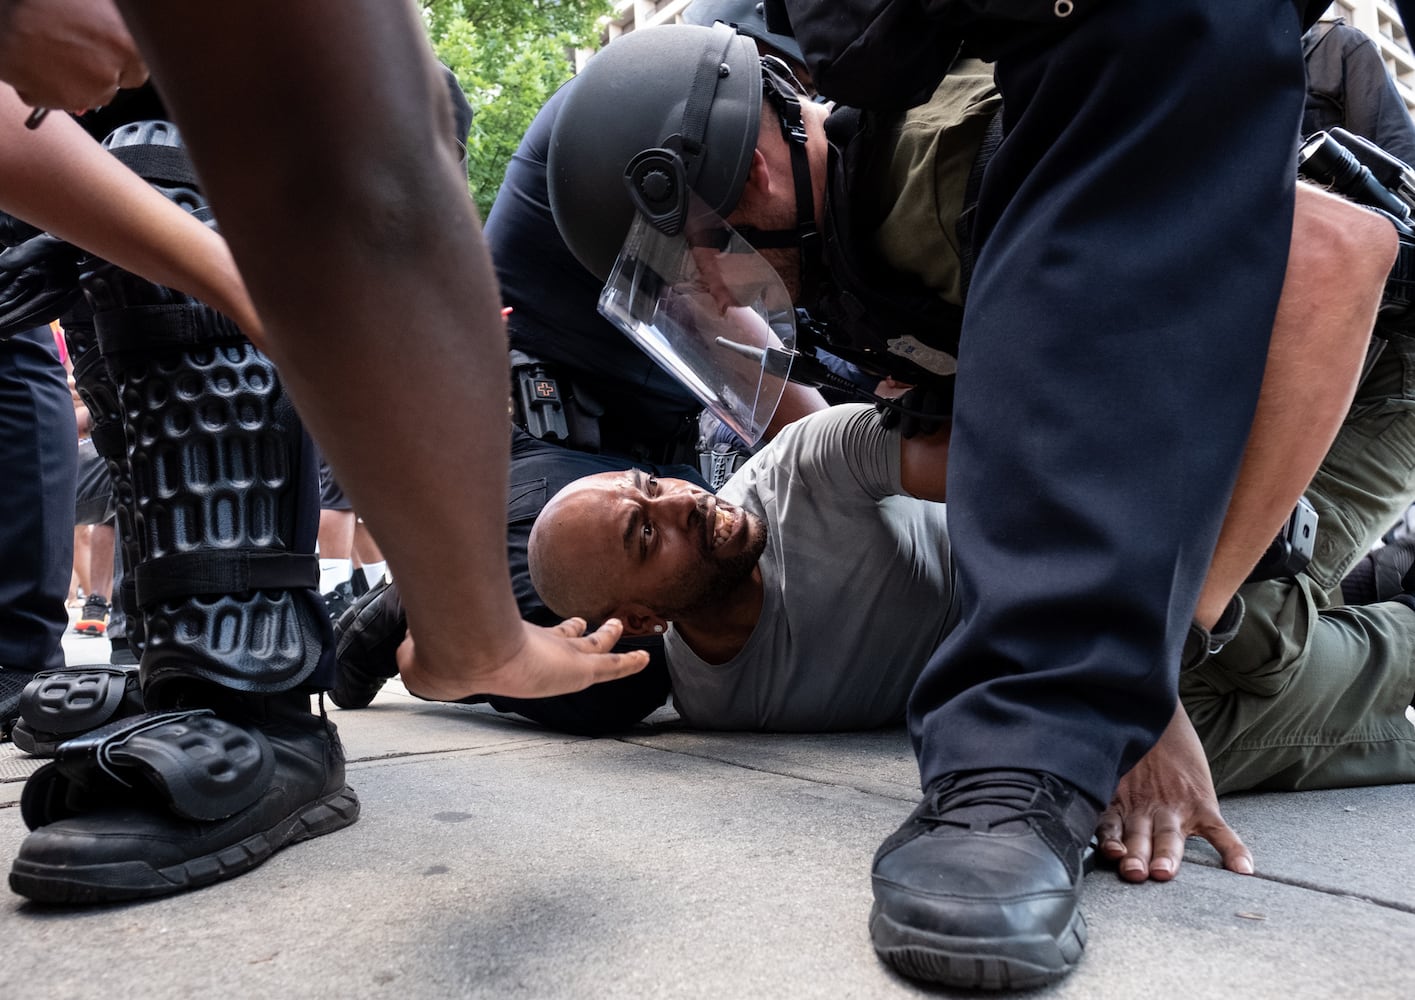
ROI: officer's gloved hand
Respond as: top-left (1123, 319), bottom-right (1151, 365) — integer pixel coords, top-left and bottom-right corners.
top-left (0, 210), bottom-right (42, 249)
top-left (876, 383), bottom-right (953, 439)
top-left (0, 232), bottom-right (80, 337)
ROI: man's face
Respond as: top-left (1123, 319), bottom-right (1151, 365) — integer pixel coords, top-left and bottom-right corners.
top-left (550, 469), bottom-right (768, 621)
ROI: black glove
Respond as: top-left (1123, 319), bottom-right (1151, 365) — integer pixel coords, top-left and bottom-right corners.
top-left (0, 232), bottom-right (81, 338)
top-left (0, 209), bottom-right (42, 249)
top-left (876, 382), bottom-right (954, 439)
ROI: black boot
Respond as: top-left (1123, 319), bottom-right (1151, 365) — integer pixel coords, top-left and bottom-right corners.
top-left (10, 691), bottom-right (357, 903)
top-left (330, 579), bottom-right (406, 709)
top-left (870, 769), bottom-right (1097, 990)
top-left (10, 665), bottom-right (143, 757)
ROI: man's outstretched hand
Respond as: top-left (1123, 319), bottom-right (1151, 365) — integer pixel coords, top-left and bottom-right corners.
top-left (396, 616), bottom-right (649, 702)
top-left (1097, 702), bottom-right (1254, 882)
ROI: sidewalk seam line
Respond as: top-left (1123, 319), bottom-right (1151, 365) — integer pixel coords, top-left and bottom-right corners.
top-left (613, 736), bottom-right (919, 802)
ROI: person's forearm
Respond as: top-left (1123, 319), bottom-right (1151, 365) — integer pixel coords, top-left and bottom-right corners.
top-left (0, 84), bottom-right (262, 338)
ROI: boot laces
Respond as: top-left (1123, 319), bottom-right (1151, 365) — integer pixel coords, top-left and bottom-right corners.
top-left (919, 771), bottom-right (1056, 833)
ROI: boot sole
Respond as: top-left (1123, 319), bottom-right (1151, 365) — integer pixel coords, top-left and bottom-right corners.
top-left (8, 785), bottom-right (360, 905)
top-left (869, 902), bottom-right (1086, 990)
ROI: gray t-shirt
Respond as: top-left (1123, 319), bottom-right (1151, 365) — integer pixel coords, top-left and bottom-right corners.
top-left (665, 404), bottom-right (957, 730)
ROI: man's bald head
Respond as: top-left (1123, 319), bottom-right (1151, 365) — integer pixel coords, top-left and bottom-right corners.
top-left (528, 468), bottom-right (768, 633)
top-left (528, 477), bottom-right (622, 622)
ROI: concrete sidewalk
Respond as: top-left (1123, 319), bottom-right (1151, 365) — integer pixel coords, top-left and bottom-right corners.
top-left (1, 626), bottom-right (1412, 999)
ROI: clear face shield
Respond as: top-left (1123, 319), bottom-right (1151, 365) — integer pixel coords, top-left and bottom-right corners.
top-left (598, 190), bottom-right (796, 446)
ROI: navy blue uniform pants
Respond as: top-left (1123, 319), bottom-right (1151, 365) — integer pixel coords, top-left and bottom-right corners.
top-left (0, 326), bottom-right (77, 672)
top-left (909, 0), bottom-right (1308, 805)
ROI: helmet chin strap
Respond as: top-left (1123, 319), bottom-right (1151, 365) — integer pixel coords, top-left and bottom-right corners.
top-left (735, 59), bottom-right (821, 296)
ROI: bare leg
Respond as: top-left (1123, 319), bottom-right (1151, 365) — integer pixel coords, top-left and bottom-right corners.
top-left (352, 519), bottom-right (383, 567)
top-left (115, 0), bottom-right (645, 698)
top-left (70, 525), bottom-right (90, 604)
top-left (317, 510), bottom-right (355, 563)
top-left (87, 522), bottom-right (114, 602)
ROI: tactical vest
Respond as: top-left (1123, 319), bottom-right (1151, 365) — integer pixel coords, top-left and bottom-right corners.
top-left (803, 104), bottom-right (977, 393)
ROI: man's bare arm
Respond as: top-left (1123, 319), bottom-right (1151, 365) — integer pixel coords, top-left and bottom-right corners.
top-left (899, 422), bottom-right (951, 502)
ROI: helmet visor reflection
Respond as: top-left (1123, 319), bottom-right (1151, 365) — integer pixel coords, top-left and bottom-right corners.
top-left (598, 194), bottom-right (795, 445)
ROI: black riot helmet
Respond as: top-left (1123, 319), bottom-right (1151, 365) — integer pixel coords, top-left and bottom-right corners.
top-left (681, 0), bottom-right (805, 67)
top-left (548, 24), bottom-right (763, 282)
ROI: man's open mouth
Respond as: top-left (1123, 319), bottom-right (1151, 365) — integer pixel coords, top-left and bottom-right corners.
top-left (710, 499), bottom-right (739, 549)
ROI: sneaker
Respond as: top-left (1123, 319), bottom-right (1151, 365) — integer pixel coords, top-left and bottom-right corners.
top-left (321, 580), bottom-right (356, 621)
top-left (109, 635), bottom-right (139, 666)
top-left (75, 594), bottom-right (110, 637)
top-left (870, 769), bottom-right (1097, 990)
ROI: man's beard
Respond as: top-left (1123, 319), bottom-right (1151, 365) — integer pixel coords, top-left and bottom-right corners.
top-left (657, 510), bottom-right (769, 620)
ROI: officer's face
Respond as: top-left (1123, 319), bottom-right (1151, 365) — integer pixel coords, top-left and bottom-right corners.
top-left (551, 469), bottom-right (767, 621)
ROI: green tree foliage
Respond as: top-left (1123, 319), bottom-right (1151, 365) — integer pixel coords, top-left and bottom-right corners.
top-left (421, 0), bottom-right (612, 217)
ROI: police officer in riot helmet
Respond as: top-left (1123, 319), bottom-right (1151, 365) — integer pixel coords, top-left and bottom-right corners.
top-left (549, 24), bottom-right (955, 416)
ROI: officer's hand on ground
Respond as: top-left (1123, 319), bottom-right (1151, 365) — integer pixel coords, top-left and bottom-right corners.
top-left (1096, 702), bottom-right (1253, 882)
top-left (396, 617), bottom-right (649, 702)
top-left (0, 0), bottom-right (147, 112)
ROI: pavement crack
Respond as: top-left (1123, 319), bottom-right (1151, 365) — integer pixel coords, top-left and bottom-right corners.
top-left (613, 736), bottom-right (917, 801)
top-left (347, 737), bottom-right (590, 766)
top-left (1179, 854), bottom-right (1415, 914)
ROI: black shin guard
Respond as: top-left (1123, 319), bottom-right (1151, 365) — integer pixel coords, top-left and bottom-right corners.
top-left (93, 293), bottom-right (334, 704)
top-left (9, 290), bottom-right (356, 905)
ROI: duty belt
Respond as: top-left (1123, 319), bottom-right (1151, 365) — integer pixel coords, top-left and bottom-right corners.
top-left (508, 350), bottom-right (698, 466)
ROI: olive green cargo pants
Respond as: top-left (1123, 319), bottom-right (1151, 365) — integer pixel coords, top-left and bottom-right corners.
top-left (1184, 330), bottom-right (1415, 794)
